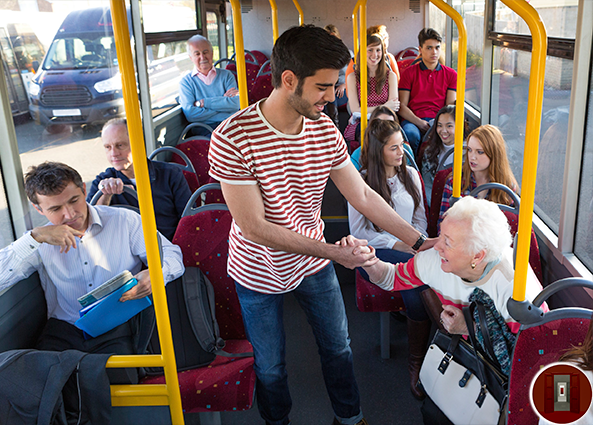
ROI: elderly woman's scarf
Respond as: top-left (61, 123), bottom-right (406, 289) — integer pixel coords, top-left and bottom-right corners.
top-left (468, 287), bottom-right (516, 376)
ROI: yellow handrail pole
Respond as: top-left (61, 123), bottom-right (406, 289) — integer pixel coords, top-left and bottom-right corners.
top-left (501, 0), bottom-right (547, 302)
top-left (428, 0), bottom-right (467, 200)
top-left (355, 0), bottom-right (368, 141)
top-left (269, 0), bottom-right (279, 43)
top-left (352, 9), bottom-right (359, 59)
top-left (292, 0), bottom-right (304, 26)
top-left (229, 0), bottom-right (249, 108)
top-left (109, 1), bottom-right (184, 424)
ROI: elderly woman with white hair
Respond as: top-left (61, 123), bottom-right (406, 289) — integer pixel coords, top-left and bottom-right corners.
top-left (360, 196), bottom-right (545, 334)
top-left (341, 196), bottom-right (547, 397)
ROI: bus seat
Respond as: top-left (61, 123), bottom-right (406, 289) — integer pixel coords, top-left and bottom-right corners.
top-left (0, 272), bottom-right (47, 353)
top-left (173, 127), bottom-right (212, 190)
top-left (175, 204), bottom-right (244, 340)
top-left (507, 278), bottom-right (593, 425)
top-left (149, 146), bottom-right (199, 193)
top-left (427, 168), bottom-right (452, 237)
top-left (355, 270), bottom-right (406, 359)
top-left (250, 60), bottom-right (272, 104)
top-left (249, 50), bottom-right (268, 67)
top-left (353, 168), bottom-right (428, 359)
top-left (140, 205), bottom-right (255, 416)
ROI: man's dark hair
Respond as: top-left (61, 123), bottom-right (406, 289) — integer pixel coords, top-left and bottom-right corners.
top-left (271, 25), bottom-right (351, 90)
top-left (418, 28), bottom-right (442, 47)
top-left (25, 162), bottom-right (84, 205)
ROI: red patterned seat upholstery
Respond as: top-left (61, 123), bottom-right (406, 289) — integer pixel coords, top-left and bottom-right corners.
top-left (507, 317), bottom-right (589, 425)
top-left (250, 60), bottom-right (273, 104)
top-left (141, 340), bottom-right (255, 413)
top-left (174, 209), bottom-right (245, 339)
top-left (140, 208), bottom-right (255, 414)
top-left (173, 137), bottom-right (210, 188)
top-left (355, 270), bottom-right (406, 313)
top-left (428, 168), bottom-right (452, 237)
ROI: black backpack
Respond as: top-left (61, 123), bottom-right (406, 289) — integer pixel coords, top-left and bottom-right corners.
top-left (146, 267), bottom-right (251, 374)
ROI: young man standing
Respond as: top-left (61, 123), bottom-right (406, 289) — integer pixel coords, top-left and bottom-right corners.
top-left (398, 28), bottom-right (457, 154)
top-left (209, 26), bottom-right (433, 425)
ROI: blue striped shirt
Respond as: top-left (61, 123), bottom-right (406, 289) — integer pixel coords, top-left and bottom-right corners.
top-left (0, 204), bottom-right (184, 324)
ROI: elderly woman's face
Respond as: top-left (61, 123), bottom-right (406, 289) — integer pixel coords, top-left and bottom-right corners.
top-left (434, 217), bottom-right (476, 277)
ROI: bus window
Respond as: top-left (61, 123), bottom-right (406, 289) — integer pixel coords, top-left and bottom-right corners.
top-left (451, 0), bottom-right (485, 112)
top-left (207, 11), bottom-right (221, 62)
top-left (494, 0), bottom-right (578, 39)
top-left (491, 46), bottom-right (573, 234)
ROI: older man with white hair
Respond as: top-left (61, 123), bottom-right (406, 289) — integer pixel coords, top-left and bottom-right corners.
top-left (179, 35), bottom-right (240, 130)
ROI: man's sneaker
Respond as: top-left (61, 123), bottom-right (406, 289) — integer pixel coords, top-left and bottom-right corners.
top-left (332, 418), bottom-right (369, 425)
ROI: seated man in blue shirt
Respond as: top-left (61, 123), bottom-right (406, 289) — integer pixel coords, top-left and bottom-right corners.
top-left (179, 35), bottom-right (240, 130)
top-left (86, 118), bottom-right (192, 241)
top-left (0, 161), bottom-right (184, 374)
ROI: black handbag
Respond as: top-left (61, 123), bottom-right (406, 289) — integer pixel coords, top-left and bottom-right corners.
top-left (418, 302), bottom-right (508, 425)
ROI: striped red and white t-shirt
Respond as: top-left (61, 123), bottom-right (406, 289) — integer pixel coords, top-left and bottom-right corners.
top-left (208, 101), bottom-right (350, 293)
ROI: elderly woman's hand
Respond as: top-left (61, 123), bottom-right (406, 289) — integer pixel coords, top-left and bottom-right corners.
top-left (440, 305), bottom-right (469, 335)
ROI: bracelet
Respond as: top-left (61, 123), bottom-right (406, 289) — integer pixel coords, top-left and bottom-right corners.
top-left (411, 234), bottom-right (427, 251)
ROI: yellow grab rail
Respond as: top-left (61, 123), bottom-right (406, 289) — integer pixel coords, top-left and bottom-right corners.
top-left (269, 0), bottom-right (279, 43)
top-left (352, 9), bottom-right (359, 59)
top-left (229, 0), bottom-right (249, 108)
top-left (352, 0), bottom-right (368, 143)
top-left (292, 0), bottom-right (304, 25)
top-left (109, 1), bottom-right (184, 423)
top-left (428, 0), bottom-right (467, 200)
top-left (501, 0), bottom-right (547, 302)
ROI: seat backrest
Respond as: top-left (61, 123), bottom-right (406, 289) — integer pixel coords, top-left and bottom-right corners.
top-left (508, 317), bottom-right (590, 425)
top-left (427, 168), bottom-right (452, 237)
top-left (173, 208), bottom-right (246, 340)
top-left (0, 272), bottom-right (47, 353)
top-left (249, 50), bottom-right (268, 67)
top-left (173, 138), bottom-right (211, 190)
top-left (149, 146), bottom-right (200, 193)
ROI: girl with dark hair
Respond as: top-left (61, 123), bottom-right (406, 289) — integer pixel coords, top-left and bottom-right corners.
top-left (348, 119), bottom-right (430, 400)
top-left (420, 105), bottom-right (458, 206)
top-left (344, 35), bottom-right (399, 150)
top-left (438, 124), bottom-right (519, 227)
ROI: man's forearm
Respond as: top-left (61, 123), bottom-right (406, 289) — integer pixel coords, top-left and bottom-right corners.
top-left (398, 104), bottom-right (422, 126)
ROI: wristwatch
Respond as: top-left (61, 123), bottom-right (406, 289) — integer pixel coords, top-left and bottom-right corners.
top-left (412, 234), bottom-right (427, 251)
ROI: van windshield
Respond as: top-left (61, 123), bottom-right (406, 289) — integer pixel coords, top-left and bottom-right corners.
top-left (43, 35), bottom-right (117, 70)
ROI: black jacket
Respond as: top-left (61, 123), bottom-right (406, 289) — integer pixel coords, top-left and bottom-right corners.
top-left (86, 159), bottom-right (191, 241)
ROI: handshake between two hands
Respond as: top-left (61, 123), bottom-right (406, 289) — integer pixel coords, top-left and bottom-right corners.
top-left (334, 235), bottom-right (380, 269)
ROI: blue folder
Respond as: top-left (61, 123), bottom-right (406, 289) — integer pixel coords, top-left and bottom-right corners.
top-left (74, 278), bottom-right (152, 338)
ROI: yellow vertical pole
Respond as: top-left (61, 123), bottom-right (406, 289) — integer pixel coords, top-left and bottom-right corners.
top-left (229, 0), bottom-right (249, 109)
top-left (269, 0), bottom-right (279, 43)
top-left (358, 1), bottom-right (368, 142)
top-left (108, 1), bottom-right (184, 423)
top-left (292, 0), bottom-right (304, 25)
top-left (352, 9), bottom-right (359, 59)
top-left (428, 0), bottom-right (467, 200)
top-left (500, 0), bottom-right (547, 302)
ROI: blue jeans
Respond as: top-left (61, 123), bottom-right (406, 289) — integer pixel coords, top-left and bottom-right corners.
top-left (357, 249), bottom-right (429, 321)
top-left (401, 118), bottom-right (432, 155)
top-left (235, 263), bottom-right (363, 425)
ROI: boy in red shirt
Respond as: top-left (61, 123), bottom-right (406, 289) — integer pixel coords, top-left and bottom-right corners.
top-left (398, 28), bottom-right (457, 154)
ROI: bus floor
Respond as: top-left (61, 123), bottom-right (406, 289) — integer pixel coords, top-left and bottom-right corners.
top-left (215, 263), bottom-right (424, 425)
